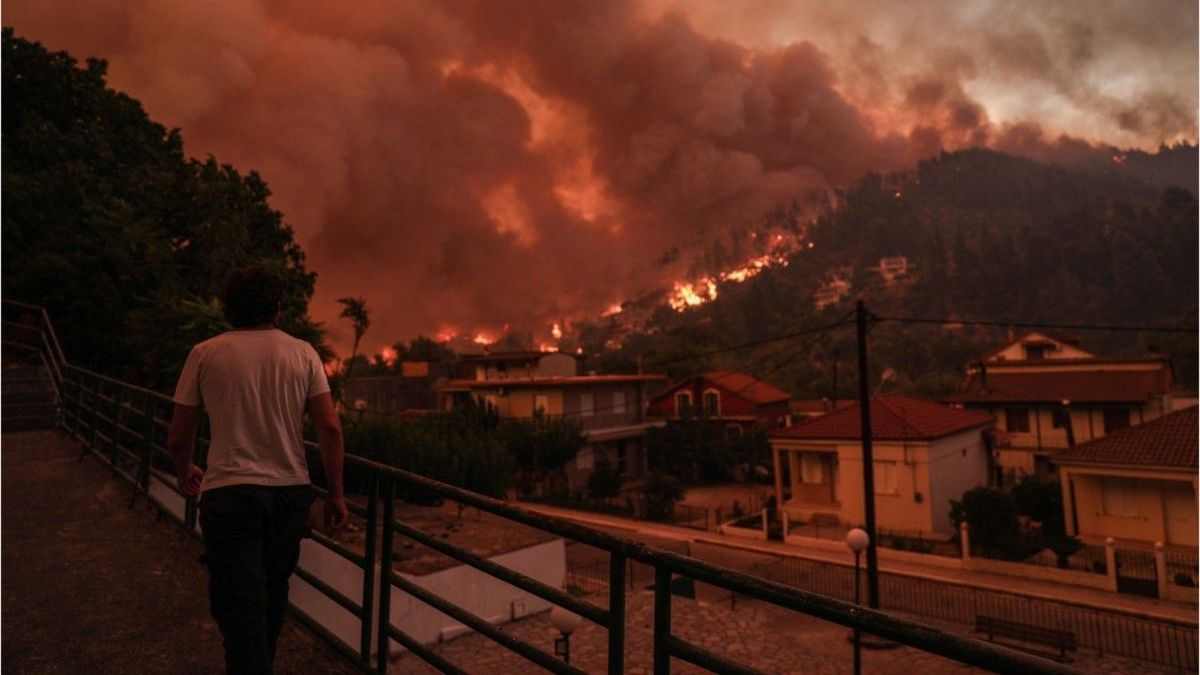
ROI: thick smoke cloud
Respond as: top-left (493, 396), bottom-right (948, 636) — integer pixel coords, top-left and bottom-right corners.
top-left (6, 1), bottom-right (1196, 353)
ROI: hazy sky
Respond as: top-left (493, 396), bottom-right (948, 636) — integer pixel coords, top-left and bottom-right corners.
top-left (7, 1), bottom-right (1197, 354)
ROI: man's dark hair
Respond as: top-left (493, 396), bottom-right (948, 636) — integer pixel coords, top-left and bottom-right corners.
top-left (223, 265), bottom-right (285, 328)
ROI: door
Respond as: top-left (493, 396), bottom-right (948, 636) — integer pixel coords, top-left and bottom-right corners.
top-left (1163, 482), bottom-right (1198, 547)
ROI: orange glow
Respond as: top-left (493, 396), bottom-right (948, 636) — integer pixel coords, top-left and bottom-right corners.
top-left (436, 327), bottom-right (457, 343)
top-left (378, 346), bottom-right (398, 367)
top-left (538, 342), bottom-right (558, 352)
top-left (323, 359), bottom-right (339, 377)
top-left (603, 303), bottom-right (623, 316)
top-left (473, 332), bottom-right (497, 346)
top-left (551, 322), bottom-right (563, 339)
top-left (483, 183), bottom-right (537, 246)
top-left (667, 234), bottom-right (811, 312)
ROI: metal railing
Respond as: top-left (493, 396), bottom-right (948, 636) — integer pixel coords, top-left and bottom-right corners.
top-left (4, 300), bottom-right (1085, 674)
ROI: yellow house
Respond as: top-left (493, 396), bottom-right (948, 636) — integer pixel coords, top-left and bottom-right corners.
top-left (1055, 405), bottom-right (1198, 548)
top-left (442, 374), bottom-right (668, 491)
top-left (768, 395), bottom-right (994, 537)
top-left (959, 331), bottom-right (1175, 484)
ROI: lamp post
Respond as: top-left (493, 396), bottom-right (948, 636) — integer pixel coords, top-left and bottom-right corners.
top-left (846, 527), bottom-right (870, 675)
top-left (550, 606), bottom-right (583, 665)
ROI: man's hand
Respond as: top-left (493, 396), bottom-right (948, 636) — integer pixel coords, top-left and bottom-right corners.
top-left (177, 464), bottom-right (204, 498)
top-left (324, 495), bottom-right (350, 533)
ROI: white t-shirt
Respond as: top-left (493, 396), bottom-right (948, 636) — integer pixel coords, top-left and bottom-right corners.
top-left (173, 329), bottom-right (330, 492)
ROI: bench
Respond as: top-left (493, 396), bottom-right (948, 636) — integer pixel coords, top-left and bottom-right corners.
top-left (975, 615), bottom-right (1077, 662)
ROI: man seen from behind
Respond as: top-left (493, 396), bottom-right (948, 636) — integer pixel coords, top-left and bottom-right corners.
top-left (169, 265), bottom-right (349, 675)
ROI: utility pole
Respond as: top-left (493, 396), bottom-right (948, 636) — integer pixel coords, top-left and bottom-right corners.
top-left (855, 300), bottom-right (880, 609)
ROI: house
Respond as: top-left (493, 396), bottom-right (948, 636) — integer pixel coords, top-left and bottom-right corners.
top-left (342, 361), bottom-right (449, 415)
top-left (646, 372), bottom-right (791, 434)
top-left (1054, 405), bottom-right (1197, 548)
top-left (442, 373), bottom-right (667, 492)
top-left (957, 331), bottom-right (1175, 485)
top-left (768, 395), bottom-right (994, 537)
top-left (456, 350), bottom-right (581, 381)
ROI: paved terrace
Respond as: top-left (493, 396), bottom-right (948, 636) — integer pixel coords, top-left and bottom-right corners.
top-left (1, 430), bottom-right (358, 675)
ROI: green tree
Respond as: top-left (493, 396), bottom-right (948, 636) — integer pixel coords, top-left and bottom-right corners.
top-left (2, 29), bottom-right (327, 387)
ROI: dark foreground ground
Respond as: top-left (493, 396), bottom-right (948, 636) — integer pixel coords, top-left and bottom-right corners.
top-left (1, 430), bottom-right (360, 675)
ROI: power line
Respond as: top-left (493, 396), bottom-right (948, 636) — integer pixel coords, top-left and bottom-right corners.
top-left (637, 310), bottom-right (856, 371)
top-left (873, 314), bottom-right (1198, 334)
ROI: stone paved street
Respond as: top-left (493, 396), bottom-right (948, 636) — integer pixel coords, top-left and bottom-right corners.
top-left (393, 590), bottom-right (1181, 674)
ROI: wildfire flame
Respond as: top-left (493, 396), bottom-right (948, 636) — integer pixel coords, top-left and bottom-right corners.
top-left (551, 322), bottom-right (563, 339)
top-left (667, 233), bottom-right (805, 312)
top-left (379, 346), bottom-right (398, 367)
top-left (436, 327), bottom-right (457, 342)
top-left (538, 342), bottom-right (558, 352)
top-left (473, 332), bottom-right (496, 346)
top-left (603, 303), bottom-right (623, 316)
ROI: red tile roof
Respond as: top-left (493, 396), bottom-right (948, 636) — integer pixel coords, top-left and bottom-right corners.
top-left (770, 394), bottom-right (994, 441)
top-left (1053, 406), bottom-right (1198, 468)
top-left (444, 374), bottom-right (666, 389)
top-left (789, 399), bottom-right (855, 415)
top-left (959, 363), bottom-right (1172, 404)
top-left (701, 372), bottom-right (791, 404)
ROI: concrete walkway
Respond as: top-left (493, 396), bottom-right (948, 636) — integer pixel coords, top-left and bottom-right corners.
top-left (522, 503), bottom-right (1199, 625)
top-left (1, 430), bottom-right (360, 675)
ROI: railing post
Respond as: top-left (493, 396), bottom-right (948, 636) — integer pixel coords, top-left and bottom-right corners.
top-left (110, 386), bottom-right (124, 476)
top-left (608, 552), bottom-right (626, 675)
top-left (376, 479), bottom-right (395, 674)
top-left (89, 377), bottom-right (101, 454)
top-left (653, 567), bottom-right (671, 675)
top-left (132, 394), bottom-right (155, 508)
top-left (960, 522), bottom-right (971, 563)
top-left (360, 475), bottom-right (379, 669)
top-left (1104, 537), bottom-right (1118, 592)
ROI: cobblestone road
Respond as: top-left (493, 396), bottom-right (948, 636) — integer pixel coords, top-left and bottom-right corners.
top-left (394, 590), bottom-right (1179, 674)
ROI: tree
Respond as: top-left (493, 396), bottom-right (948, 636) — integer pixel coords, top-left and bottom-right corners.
top-left (2, 29), bottom-right (327, 387)
top-left (500, 413), bottom-right (584, 496)
top-left (642, 473), bottom-right (686, 521)
top-left (337, 297), bottom-right (371, 397)
top-left (949, 486), bottom-right (1020, 557)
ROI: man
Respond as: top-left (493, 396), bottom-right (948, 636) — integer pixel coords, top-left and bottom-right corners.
top-left (169, 265), bottom-right (349, 675)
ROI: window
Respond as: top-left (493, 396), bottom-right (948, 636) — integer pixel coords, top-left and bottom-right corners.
top-left (873, 460), bottom-right (898, 495)
top-left (1103, 408), bottom-right (1130, 434)
top-left (1101, 477), bottom-right (1142, 518)
top-left (612, 390), bottom-right (626, 414)
top-left (616, 442), bottom-right (628, 474)
top-left (533, 395), bottom-right (548, 415)
top-left (580, 393), bottom-right (595, 417)
top-left (702, 389), bottom-right (720, 416)
top-left (1024, 344), bottom-right (1048, 360)
top-left (675, 392), bottom-right (692, 417)
top-left (483, 394), bottom-right (498, 411)
top-left (1051, 408), bottom-right (1070, 429)
top-left (800, 454), bottom-right (826, 484)
top-left (1005, 407), bottom-right (1030, 433)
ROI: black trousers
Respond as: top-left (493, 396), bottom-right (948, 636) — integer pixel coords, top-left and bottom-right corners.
top-left (199, 484), bottom-right (315, 675)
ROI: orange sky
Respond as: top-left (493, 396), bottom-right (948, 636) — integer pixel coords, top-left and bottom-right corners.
top-left (6, 1), bottom-right (1197, 355)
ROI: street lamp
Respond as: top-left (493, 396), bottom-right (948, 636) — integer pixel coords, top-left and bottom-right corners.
top-left (550, 605), bottom-right (583, 665)
top-left (846, 527), bottom-right (870, 675)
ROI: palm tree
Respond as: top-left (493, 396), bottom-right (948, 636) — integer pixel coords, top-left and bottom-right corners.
top-left (337, 297), bottom-right (370, 403)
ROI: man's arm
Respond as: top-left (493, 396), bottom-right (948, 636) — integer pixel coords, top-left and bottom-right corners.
top-left (168, 404), bottom-right (205, 498)
top-left (308, 392), bottom-right (349, 531)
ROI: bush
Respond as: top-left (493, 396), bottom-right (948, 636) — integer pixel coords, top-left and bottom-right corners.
top-left (588, 458), bottom-right (623, 499)
top-left (642, 473), bottom-right (686, 521)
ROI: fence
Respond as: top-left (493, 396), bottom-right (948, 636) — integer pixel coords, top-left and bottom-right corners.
top-left (721, 554), bottom-right (1197, 671)
top-left (3, 299), bottom-right (1085, 675)
top-left (1165, 549), bottom-right (1199, 589)
top-left (970, 536), bottom-right (1108, 575)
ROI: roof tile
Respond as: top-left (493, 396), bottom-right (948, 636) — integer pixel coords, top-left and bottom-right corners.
top-left (771, 394), bottom-right (993, 441)
top-left (1053, 406), bottom-right (1198, 468)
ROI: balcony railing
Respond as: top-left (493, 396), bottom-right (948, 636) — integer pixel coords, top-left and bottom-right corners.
top-left (1, 300), bottom-right (1083, 674)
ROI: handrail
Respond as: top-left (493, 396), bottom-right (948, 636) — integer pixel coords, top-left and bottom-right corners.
top-left (14, 299), bottom-right (1089, 675)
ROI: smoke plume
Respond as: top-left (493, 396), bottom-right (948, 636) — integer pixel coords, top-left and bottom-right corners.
top-left (6, 0), bottom-right (1196, 353)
